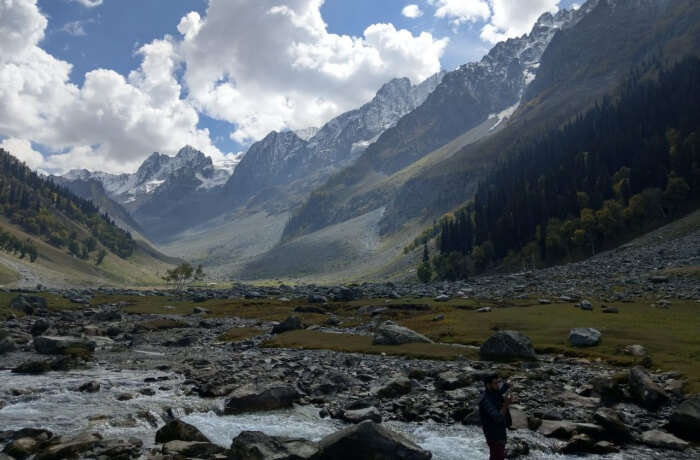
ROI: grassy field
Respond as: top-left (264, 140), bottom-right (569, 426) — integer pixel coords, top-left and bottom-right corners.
top-left (0, 263), bottom-right (20, 285)
top-left (2, 291), bottom-right (698, 392)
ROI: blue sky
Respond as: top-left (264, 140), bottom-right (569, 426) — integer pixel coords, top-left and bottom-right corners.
top-left (1, 0), bottom-right (580, 173)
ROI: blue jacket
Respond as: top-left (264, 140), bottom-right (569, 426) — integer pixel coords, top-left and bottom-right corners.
top-left (478, 383), bottom-right (511, 441)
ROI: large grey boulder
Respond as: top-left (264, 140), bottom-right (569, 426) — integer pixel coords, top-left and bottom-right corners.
top-left (640, 430), bottom-right (688, 451)
top-left (629, 367), bottom-right (668, 410)
top-left (231, 431), bottom-right (319, 459)
top-left (225, 384), bottom-right (301, 414)
top-left (593, 408), bottom-right (630, 441)
top-left (669, 396), bottom-right (700, 441)
top-left (313, 421), bottom-right (432, 459)
top-left (372, 321), bottom-right (433, 346)
top-left (161, 440), bottom-right (227, 457)
top-left (155, 419), bottom-right (210, 444)
top-left (342, 406), bottom-right (382, 424)
top-left (373, 376), bottom-right (412, 398)
top-left (34, 336), bottom-right (95, 356)
top-left (568, 328), bottom-right (601, 347)
top-left (0, 337), bottom-right (16, 354)
top-left (479, 331), bottom-right (536, 361)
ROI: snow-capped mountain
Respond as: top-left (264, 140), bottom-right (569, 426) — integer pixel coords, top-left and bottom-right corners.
top-left (62, 145), bottom-right (231, 209)
top-left (225, 71), bottom-right (445, 201)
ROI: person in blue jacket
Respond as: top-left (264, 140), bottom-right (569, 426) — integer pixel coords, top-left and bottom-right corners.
top-left (478, 373), bottom-right (512, 460)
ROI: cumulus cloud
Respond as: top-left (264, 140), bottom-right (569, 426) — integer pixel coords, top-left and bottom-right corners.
top-left (60, 20), bottom-right (88, 36)
top-left (402, 4), bottom-right (423, 18)
top-left (178, 0), bottom-right (448, 143)
top-left (0, 138), bottom-right (44, 169)
top-left (0, 0), bottom-right (224, 173)
top-left (428, 0), bottom-right (560, 44)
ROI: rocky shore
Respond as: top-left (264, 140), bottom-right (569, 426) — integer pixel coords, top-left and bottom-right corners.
top-left (1, 283), bottom-right (699, 459)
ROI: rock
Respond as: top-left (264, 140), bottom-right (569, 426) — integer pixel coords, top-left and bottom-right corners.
top-left (624, 344), bottom-right (647, 357)
top-left (225, 384), bottom-right (301, 414)
top-left (479, 330), bottom-right (536, 361)
top-left (593, 408), bottom-right (630, 441)
top-left (579, 300), bottom-right (593, 310)
top-left (155, 419), bottom-right (210, 444)
top-left (568, 328), bottom-right (601, 347)
top-left (230, 431), bottom-right (319, 460)
top-left (640, 430), bottom-right (688, 450)
top-left (561, 433), bottom-right (597, 454)
top-left (373, 376), bottom-right (412, 398)
top-left (78, 381), bottom-right (100, 393)
top-left (93, 310), bottom-right (122, 321)
top-left (434, 294), bottom-right (450, 302)
top-left (649, 275), bottom-right (670, 284)
top-left (4, 437), bottom-right (40, 459)
top-left (192, 306), bottom-right (209, 314)
top-left (602, 306), bottom-right (619, 314)
top-left (0, 337), bottom-right (16, 354)
top-left (372, 321), bottom-right (433, 346)
top-left (307, 295), bottom-right (327, 304)
top-left (432, 314), bottom-right (445, 322)
top-left (30, 319), bottom-right (51, 336)
top-left (314, 420), bottom-right (431, 460)
top-left (271, 316), bottom-right (303, 334)
top-left (508, 408), bottom-right (530, 430)
top-left (33, 336), bottom-right (95, 356)
top-left (538, 299), bottom-right (551, 304)
top-left (342, 406), bottom-right (382, 424)
top-left (10, 295), bottom-right (46, 314)
top-left (294, 305), bottom-right (327, 314)
top-left (629, 366), bottom-right (668, 410)
top-left (537, 420), bottom-right (577, 439)
top-left (12, 360), bottom-right (51, 374)
top-left (669, 396), bottom-right (700, 441)
top-left (436, 371), bottom-right (472, 390)
top-left (592, 373), bottom-right (626, 406)
top-left (161, 440), bottom-right (227, 457)
top-left (505, 438), bottom-right (529, 458)
top-left (476, 307), bottom-right (491, 313)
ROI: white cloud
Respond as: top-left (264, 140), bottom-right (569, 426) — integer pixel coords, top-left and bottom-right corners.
top-left (61, 20), bottom-right (88, 36)
top-left (428, 0), bottom-right (491, 25)
top-left (71, 0), bottom-right (103, 7)
top-left (0, 0), bottom-right (224, 174)
top-left (402, 4), bottom-right (423, 19)
top-left (178, 0), bottom-right (448, 143)
top-left (0, 138), bottom-right (44, 169)
top-left (480, 0), bottom-right (559, 43)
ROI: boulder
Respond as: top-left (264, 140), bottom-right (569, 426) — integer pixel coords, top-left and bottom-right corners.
top-left (314, 421), bottom-right (431, 460)
top-left (342, 407), bottom-right (382, 424)
top-left (629, 367), bottom-right (668, 410)
top-left (10, 295), bottom-right (46, 314)
top-left (372, 321), bottom-right (433, 346)
top-left (669, 396), bottom-right (700, 441)
top-left (0, 337), bottom-right (16, 354)
top-left (479, 331), bottom-right (536, 361)
top-left (230, 431), bottom-right (318, 460)
top-left (593, 408), bottom-right (630, 441)
top-left (33, 336), bottom-right (95, 356)
top-left (640, 430), bottom-right (688, 451)
top-left (77, 381), bottom-right (101, 393)
top-left (12, 360), bottom-right (51, 374)
top-left (373, 376), bottom-right (412, 398)
top-left (307, 295), bottom-right (327, 304)
top-left (434, 295), bottom-right (450, 302)
top-left (4, 437), bottom-right (40, 459)
top-left (155, 419), bottom-right (210, 444)
top-left (602, 306), bottom-right (619, 314)
top-left (436, 371), bottom-right (472, 390)
top-left (537, 420), bottom-right (577, 440)
top-left (271, 317), bottom-right (303, 334)
top-left (568, 328), bottom-right (601, 347)
top-left (579, 300), bottom-right (593, 311)
top-left (30, 319), bottom-right (51, 337)
top-left (476, 307), bottom-right (491, 313)
top-left (225, 384), bottom-right (301, 414)
top-left (161, 440), bottom-right (227, 457)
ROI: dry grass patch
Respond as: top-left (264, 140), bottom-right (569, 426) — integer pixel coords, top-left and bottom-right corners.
top-left (264, 329), bottom-right (478, 361)
top-left (217, 327), bottom-right (266, 342)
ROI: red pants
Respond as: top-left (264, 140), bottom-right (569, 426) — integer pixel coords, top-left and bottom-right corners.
top-left (487, 440), bottom-right (505, 460)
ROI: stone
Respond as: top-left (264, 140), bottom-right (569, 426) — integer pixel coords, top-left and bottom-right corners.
top-left (436, 371), bottom-right (472, 390)
top-left (538, 299), bottom-right (551, 304)
top-left (505, 438), bottom-right (529, 458)
top-left (561, 434), bottom-right (596, 454)
top-left (12, 360), bottom-right (51, 374)
top-left (568, 328), bottom-right (601, 347)
top-left (0, 337), bottom-right (16, 354)
top-left (432, 314), bottom-right (445, 322)
top-left (669, 396), bottom-right (700, 441)
top-left (649, 275), bottom-right (670, 284)
top-left (593, 408), bottom-right (630, 441)
top-left (230, 431), bottom-right (319, 460)
top-left (602, 306), bottom-right (619, 314)
top-left (155, 419), bottom-right (210, 444)
top-left (640, 430), bottom-right (689, 450)
top-left (624, 344), bottom-right (647, 357)
top-left (271, 316), bottom-right (303, 334)
top-left (314, 420), bottom-right (431, 460)
top-left (479, 330), bottom-right (536, 361)
top-left (4, 437), bottom-right (39, 459)
top-left (476, 307), bottom-right (491, 313)
top-left (161, 440), bottom-right (227, 457)
top-left (342, 406), bottom-right (382, 424)
top-left (33, 336), bottom-right (95, 356)
top-left (434, 294), bottom-right (449, 302)
top-left (372, 321), bottom-right (433, 346)
top-left (579, 300), bottom-right (593, 311)
top-left (192, 306), bottom-right (209, 314)
top-left (30, 319), bottom-right (51, 336)
top-left (225, 384), bottom-right (301, 414)
top-left (10, 295), bottom-right (46, 314)
top-left (307, 295), bottom-right (327, 304)
top-left (537, 420), bottom-right (577, 439)
top-left (373, 376), bottom-right (412, 398)
top-left (294, 306), bottom-right (327, 314)
top-left (78, 381), bottom-right (100, 393)
top-left (629, 366), bottom-right (668, 410)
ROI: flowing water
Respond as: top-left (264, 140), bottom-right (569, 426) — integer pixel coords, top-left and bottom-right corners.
top-left (0, 367), bottom-right (680, 459)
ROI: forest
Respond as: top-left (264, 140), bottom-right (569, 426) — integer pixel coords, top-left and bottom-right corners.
top-left (421, 57), bottom-right (700, 281)
top-left (0, 149), bottom-right (135, 263)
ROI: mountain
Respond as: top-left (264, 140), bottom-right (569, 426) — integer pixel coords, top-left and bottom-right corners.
top-left (223, 72), bottom-right (445, 205)
top-left (0, 148), bottom-right (176, 287)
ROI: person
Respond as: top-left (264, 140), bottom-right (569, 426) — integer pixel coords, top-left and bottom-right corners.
top-left (478, 373), bottom-right (512, 460)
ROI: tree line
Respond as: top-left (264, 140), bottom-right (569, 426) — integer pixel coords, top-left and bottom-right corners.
top-left (0, 149), bottom-right (136, 263)
top-left (418, 56), bottom-right (700, 281)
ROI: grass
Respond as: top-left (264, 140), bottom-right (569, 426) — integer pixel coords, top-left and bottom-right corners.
top-left (264, 330), bottom-right (477, 361)
top-left (0, 263), bottom-right (20, 285)
top-left (217, 327), bottom-right (265, 342)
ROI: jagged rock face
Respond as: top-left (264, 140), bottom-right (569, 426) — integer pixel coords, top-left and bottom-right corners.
top-left (224, 72), bottom-right (445, 203)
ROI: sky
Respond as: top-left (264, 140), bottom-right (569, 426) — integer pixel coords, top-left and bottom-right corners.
top-left (0, 0), bottom-right (580, 174)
